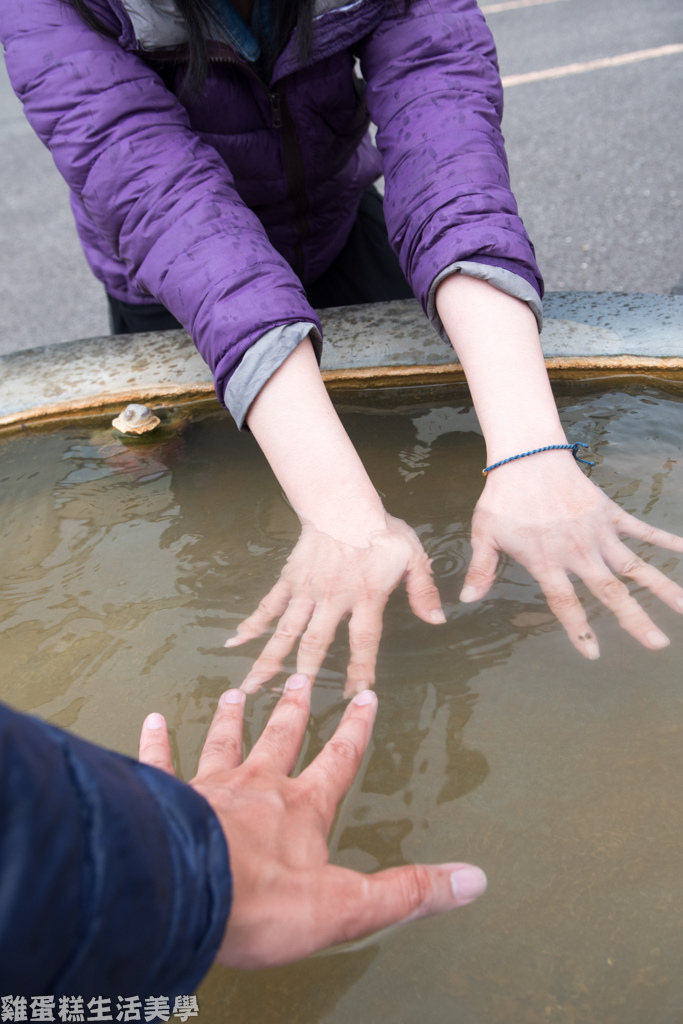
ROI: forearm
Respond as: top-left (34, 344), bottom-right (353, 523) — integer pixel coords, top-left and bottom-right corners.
top-left (436, 275), bottom-right (567, 462)
top-left (245, 337), bottom-right (387, 545)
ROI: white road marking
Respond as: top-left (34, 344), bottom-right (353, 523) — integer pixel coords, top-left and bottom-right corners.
top-left (481, 0), bottom-right (569, 14)
top-left (502, 43), bottom-right (683, 87)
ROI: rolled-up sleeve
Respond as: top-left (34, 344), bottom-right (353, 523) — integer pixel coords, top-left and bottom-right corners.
top-left (225, 321), bottom-right (322, 428)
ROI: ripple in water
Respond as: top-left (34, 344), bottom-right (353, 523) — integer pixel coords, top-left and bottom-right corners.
top-left (1, 383), bottom-right (683, 1023)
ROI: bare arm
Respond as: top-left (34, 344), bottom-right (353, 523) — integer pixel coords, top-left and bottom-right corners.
top-left (245, 338), bottom-right (386, 544)
top-left (436, 274), bottom-right (683, 657)
top-left (436, 275), bottom-right (567, 461)
top-left (227, 338), bottom-right (445, 696)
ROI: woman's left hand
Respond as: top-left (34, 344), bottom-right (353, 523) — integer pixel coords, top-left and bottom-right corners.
top-left (459, 455), bottom-right (683, 658)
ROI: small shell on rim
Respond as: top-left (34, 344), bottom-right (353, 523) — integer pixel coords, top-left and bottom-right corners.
top-left (112, 403), bottom-right (161, 435)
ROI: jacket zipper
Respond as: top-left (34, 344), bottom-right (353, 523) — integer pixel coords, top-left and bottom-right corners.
top-left (151, 45), bottom-right (309, 280)
top-left (215, 56), bottom-right (309, 280)
top-left (217, 62), bottom-right (308, 280)
top-left (269, 91), bottom-right (282, 128)
top-left (272, 80), bottom-right (309, 281)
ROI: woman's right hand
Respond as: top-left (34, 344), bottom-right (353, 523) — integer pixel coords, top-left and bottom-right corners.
top-left (225, 514), bottom-right (445, 697)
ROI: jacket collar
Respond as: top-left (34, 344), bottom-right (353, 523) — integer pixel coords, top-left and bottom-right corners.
top-left (121, 0), bottom-right (366, 53)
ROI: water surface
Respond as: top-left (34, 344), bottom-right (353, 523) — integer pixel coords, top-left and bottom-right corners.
top-left (1, 382), bottom-right (683, 1023)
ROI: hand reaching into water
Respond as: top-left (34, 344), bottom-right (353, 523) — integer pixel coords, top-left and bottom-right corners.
top-left (434, 276), bottom-right (683, 660)
top-left (459, 455), bottom-right (683, 658)
top-left (234, 338), bottom-right (444, 695)
top-left (226, 515), bottom-right (445, 697)
top-left (139, 675), bottom-right (486, 968)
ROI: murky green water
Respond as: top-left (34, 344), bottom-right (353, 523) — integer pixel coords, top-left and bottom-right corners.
top-left (2, 382), bottom-right (683, 1023)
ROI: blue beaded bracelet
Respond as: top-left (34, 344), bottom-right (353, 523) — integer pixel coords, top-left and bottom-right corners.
top-left (482, 442), bottom-right (595, 476)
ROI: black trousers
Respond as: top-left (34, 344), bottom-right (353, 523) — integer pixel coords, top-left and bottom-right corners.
top-left (107, 185), bottom-right (413, 334)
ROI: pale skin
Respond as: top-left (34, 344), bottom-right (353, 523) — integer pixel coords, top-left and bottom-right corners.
top-left (227, 275), bottom-right (683, 690)
top-left (138, 674), bottom-right (487, 968)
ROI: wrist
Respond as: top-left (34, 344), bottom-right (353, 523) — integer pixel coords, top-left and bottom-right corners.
top-left (481, 446), bottom-right (591, 495)
top-left (435, 277), bottom-right (568, 461)
top-left (296, 496), bottom-right (388, 547)
top-left (483, 429), bottom-right (569, 468)
top-left (246, 337), bottom-right (388, 545)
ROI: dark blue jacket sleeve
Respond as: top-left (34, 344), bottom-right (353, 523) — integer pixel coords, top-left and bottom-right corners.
top-left (0, 703), bottom-right (232, 998)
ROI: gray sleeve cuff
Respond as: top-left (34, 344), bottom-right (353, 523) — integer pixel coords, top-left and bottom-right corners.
top-left (426, 261), bottom-right (544, 343)
top-left (224, 322), bottom-right (322, 429)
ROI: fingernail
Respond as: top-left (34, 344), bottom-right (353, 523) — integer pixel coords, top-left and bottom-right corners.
top-left (353, 689), bottom-right (376, 707)
top-left (584, 640), bottom-right (600, 660)
top-left (145, 713), bottom-right (165, 730)
top-left (676, 598), bottom-right (683, 613)
top-left (430, 608), bottom-right (447, 625)
top-left (224, 636), bottom-right (242, 648)
top-left (220, 689), bottom-right (244, 706)
top-left (646, 630), bottom-right (670, 649)
top-left (450, 866), bottom-right (488, 905)
top-left (285, 673), bottom-right (309, 691)
top-left (459, 585), bottom-right (477, 603)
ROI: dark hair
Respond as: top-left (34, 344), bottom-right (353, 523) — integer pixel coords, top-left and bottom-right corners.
top-left (67, 0), bottom-right (315, 92)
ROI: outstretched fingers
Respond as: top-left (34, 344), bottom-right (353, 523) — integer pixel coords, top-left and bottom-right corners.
top-left (246, 673), bottom-right (313, 776)
top-left (295, 602), bottom-right (345, 682)
top-left (604, 538), bottom-right (683, 616)
top-left (537, 571), bottom-right (601, 660)
top-left (583, 569), bottom-right (670, 650)
top-left (225, 579), bottom-right (292, 649)
top-left (139, 713), bottom-right (175, 775)
top-left (460, 533), bottom-right (499, 603)
top-left (616, 510), bottom-right (683, 553)
top-left (344, 600), bottom-right (386, 698)
top-left (404, 551), bottom-right (446, 625)
top-left (241, 597), bottom-right (315, 693)
top-left (300, 689), bottom-right (378, 828)
top-left (195, 689), bottom-right (246, 781)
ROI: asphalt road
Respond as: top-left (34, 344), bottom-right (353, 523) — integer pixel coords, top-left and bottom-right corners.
top-left (490, 0), bottom-right (683, 296)
top-left (0, 0), bottom-right (681, 354)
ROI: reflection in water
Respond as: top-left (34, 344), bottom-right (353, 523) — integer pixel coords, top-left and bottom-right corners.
top-left (1, 383), bottom-right (683, 1023)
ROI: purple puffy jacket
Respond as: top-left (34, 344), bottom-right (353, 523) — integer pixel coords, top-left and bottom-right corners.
top-left (0, 0), bottom-right (543, 423)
